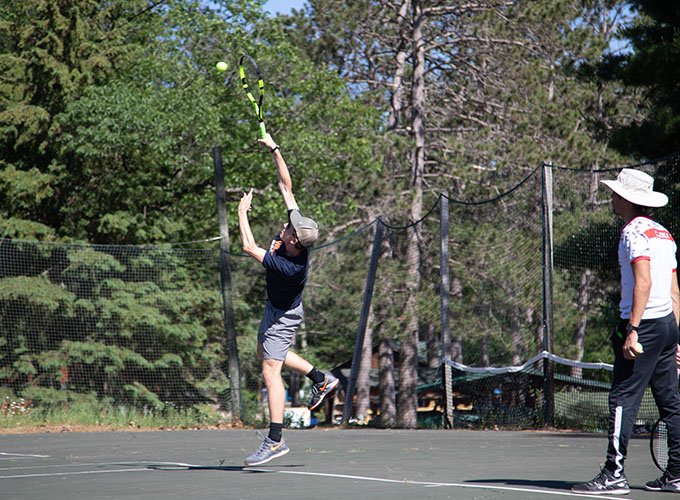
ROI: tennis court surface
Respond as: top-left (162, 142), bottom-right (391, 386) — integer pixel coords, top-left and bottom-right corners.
top-left (0, 428), bottom-right (665, 499)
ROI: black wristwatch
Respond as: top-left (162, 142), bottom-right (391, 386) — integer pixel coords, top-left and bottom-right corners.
top-left (626, 323), bottom-right (639, 333)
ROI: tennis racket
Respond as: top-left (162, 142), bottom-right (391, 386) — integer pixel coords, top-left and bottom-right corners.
top-left (238, 54), bottom-right (266, 139)
top-left (651, 418), bottom-right (669, 471)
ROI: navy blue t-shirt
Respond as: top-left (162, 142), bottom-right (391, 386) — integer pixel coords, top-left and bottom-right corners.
top-left (262, 235), bottom-right (309, 311)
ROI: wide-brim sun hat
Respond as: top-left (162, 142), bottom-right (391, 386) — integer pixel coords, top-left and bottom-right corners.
top-left (601, 168), bottom-right (668, 208)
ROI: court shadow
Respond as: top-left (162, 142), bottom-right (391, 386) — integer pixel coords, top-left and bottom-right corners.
top-left (467, 478), bottom-right (576, 490)
top-left (146, 465), bottom-right (249, 471)
top-left (468, 478), bottom-right (653, 494)
top-left (138, 463), bottom-right (304, 473)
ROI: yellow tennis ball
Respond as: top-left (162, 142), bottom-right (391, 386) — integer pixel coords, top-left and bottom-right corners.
top-left (633, 342), bottom-right (644, 355)
top-left (216, 61), bottom-right (228, 72)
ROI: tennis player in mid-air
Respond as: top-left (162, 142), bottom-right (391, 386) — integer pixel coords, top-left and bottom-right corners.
top-left (237, 133), bottom-right (339, 466)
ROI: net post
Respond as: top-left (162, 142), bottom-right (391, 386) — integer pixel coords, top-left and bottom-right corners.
top-left (443, 361), bottom-right (455, 428)
top-left (342, 219), bottom-right (384, 425)
top-left (213, 146), bottom-right (243, 423)
top-left (541, 163), bottom-right (555, 427)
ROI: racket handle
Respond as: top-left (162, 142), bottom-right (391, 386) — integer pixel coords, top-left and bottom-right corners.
top-left (258, 121), bottom-right (267, 139)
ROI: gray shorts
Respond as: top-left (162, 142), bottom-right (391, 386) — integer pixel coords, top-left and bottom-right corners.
top-left (257, 302), bottom-right (303, 361)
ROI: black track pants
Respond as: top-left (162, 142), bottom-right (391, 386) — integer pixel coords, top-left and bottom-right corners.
top-left (604, 313), bottom-right (680, 477)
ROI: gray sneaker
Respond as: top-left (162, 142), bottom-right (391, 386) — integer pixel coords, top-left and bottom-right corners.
top-left (307, 374), bottom-right (339, 410)
top-left (646, 472), bottom-right (680, 492)
top-left (244, 432), bottom-right (289, 466)
top-left (571, 469), bottom-right (629, 495)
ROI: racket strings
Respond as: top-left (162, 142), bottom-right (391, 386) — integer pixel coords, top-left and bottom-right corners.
top-left (239, 54), bottom-right (266, 138)
top-left (239, 56), bottom-right (264, 120)
top-left (653, 420), bottom-right (669, 471)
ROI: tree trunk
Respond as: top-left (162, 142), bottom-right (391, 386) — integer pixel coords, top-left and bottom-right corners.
top-left (380, 0), bottom-right (411, 428)
top-left (355, 304), bottom-right (374, 422)
top-left (426, 322), bottom-right (439, 368)
top-left (571, 158), bottom-right (600, 378)
top-left (397, 0), bottom-right (425, 429)
top-left (451, 277), bottom-right (463, 363)
top-left (510, 307), bottom-right (521, 366)
top-left (387, 0), bottom-right (411, 131)
top-left (378, 336), bottom-right (397, 427)
top-left (481, 335), bottom-right (490, 367)
top-left (571, 269), bottom-right (593, 379)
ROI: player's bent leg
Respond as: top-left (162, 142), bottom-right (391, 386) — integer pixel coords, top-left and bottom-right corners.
top-left (283, 350), bottom-right (339, 410)
top-left (283, 350), bottom-right (314, 374)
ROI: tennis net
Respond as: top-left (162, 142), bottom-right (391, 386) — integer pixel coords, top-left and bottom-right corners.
top-left (442, 352), bottom-right (659, 432)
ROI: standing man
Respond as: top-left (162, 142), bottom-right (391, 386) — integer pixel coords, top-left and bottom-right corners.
top-left (238, 133), bottom-right (338, 466)
top-left (573, 168), bottom-right (680, 495)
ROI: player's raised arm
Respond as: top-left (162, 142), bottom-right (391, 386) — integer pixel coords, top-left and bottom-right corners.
top-left (258, 134), bottom-right (298, 211)
top-left (237, 188), bottom-right (266, 263)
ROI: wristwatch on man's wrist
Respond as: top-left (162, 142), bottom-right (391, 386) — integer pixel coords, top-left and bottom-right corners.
top-left (626, 322), bottom-right (639, 333)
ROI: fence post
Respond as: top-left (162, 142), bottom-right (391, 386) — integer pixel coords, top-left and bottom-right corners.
top-left (439, 193), bottom-right (455, 428)
top-left (542, 163), bottom-right (555, 427)
top-left (342, 219), bottom-right (384, 424)
top-left (213, 146), bottom-right (242, 422)
top-left (440, 193), bottom-right (451, 359)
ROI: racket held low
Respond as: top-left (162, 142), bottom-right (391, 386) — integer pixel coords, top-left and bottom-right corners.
top-left (651, 418), bottom-right (669, 472)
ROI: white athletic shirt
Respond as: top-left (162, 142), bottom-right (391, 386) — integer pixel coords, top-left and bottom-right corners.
top-left (618, 216), bottom-right (677, 319)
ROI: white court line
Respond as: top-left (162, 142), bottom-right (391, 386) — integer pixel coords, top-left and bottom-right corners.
top-left (0, 452), bottom-right (50, 459)
top-left (0, 460), bottom-right (192, 472)
top-left (0, 461), bottom-right (212, 478)
top-left (0, 461), bottom-right (130, 472)
top-left (150, 462), bottom-right (631, 500)
top-left (0, 468), bottom-right (152, 479)
top-left (0, 460), bottom-right (630, 499)
top-left (275, 470), bottom-right (629, 500)
top-left (0, 457), bottom-right (43, 461)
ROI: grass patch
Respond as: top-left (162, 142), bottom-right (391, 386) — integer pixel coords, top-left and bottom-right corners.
top-left (0, 391), bottom-right (232, 431)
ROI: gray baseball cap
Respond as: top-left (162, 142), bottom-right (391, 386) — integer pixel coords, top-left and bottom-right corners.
top-left (289, 209), bottom-right (319, 248)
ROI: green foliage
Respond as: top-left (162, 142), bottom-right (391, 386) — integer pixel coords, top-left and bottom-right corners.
top-left (0, 0), bottom-right (381, 428)
top-left (597, 1), bottom-right (680, 159)
top-left (580, 2), bottom-right (680, 238)
top-left (0, 0), bottom-right (379, 245)
top-left (1, 0), bottom-right (673, 432)
top-left (239, 388), bottom-right (268, 427)
top-left (304, 225), bottom-right (374, 363)
top-left (0, 389), bottom-right (224, 429)
top-left (0, 0), bottom-right (149, 240)
top-left (0, 239), bottom-right (226, 412)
